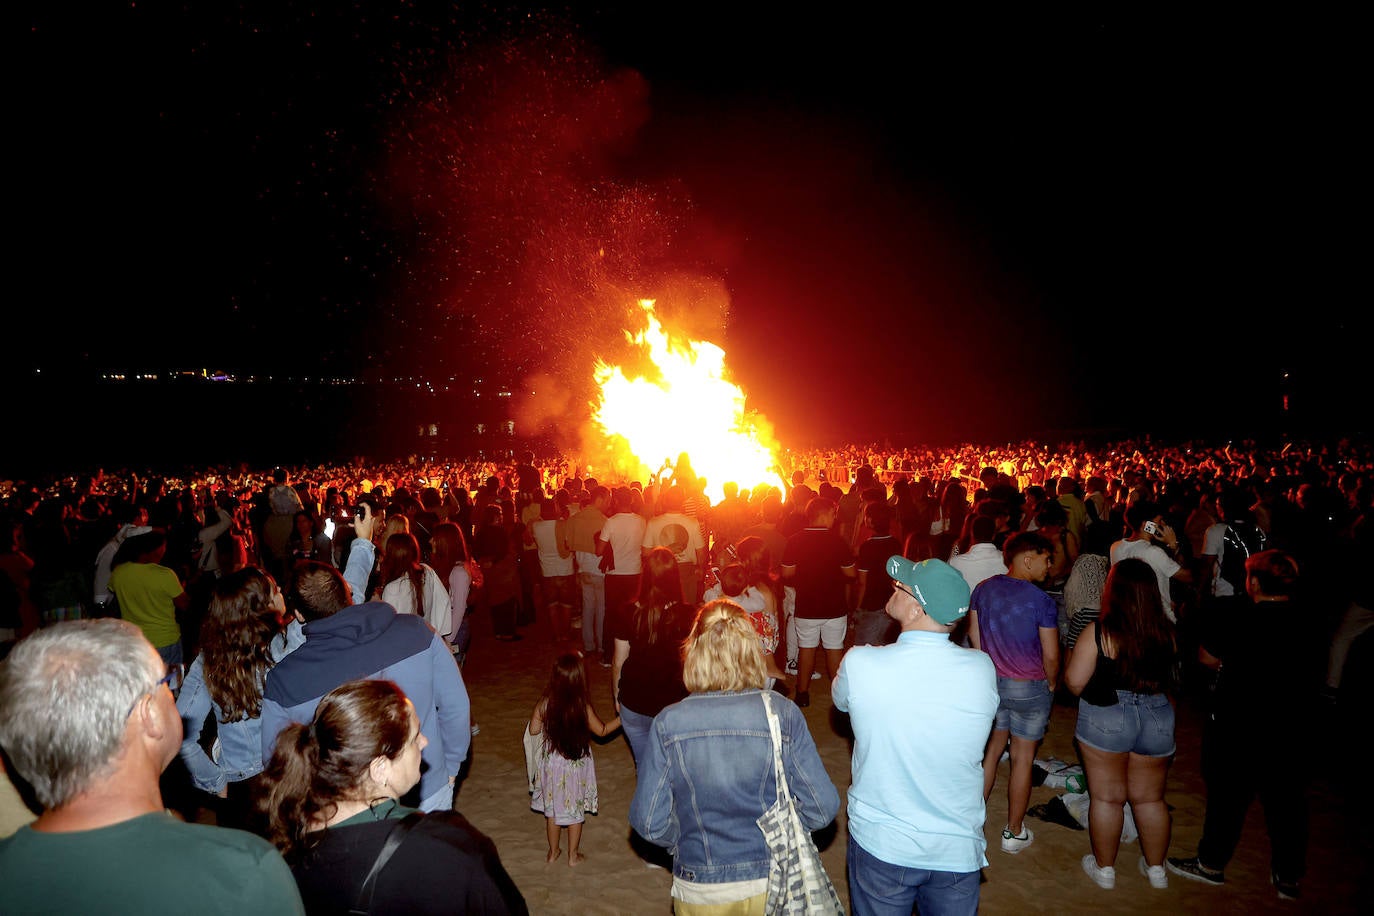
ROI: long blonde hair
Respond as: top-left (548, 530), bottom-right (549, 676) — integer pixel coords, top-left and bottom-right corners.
top-left (682, 599), bottom-right (766, 693)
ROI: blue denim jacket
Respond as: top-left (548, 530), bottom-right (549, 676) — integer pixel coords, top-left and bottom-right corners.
top-left (177, 619), bottom-right (306, 794)
top-left (629, 689), bottom-right (840, 884)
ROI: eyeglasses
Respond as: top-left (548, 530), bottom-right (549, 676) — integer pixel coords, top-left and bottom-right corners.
top-left (156, 664), bottom-right (183, 694)
top-left (127, 662), bottom-right (183, 718)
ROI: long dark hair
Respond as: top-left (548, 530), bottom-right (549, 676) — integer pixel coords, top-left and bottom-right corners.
top-left (201, 567), bottom-right (284, 721)
top-left (428, 521), bottom-right (470, 582)
top-left (540, 653), bottom-right (591, 761)
top-left (633, 547), bottom-right (684, 646)
top-left (380, 532), bottom-right (426, 618)
top-left (1098, 558), bottom-right (1177, 693)
top-left (259, 679), bottom-right (412, 862)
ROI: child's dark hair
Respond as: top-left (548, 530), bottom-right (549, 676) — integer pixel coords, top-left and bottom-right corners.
top-left (542, 653), bottom-right (591, 761)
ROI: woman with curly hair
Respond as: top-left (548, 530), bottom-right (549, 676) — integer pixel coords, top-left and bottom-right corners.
top-left (176, 566), bottom-right (304, 829)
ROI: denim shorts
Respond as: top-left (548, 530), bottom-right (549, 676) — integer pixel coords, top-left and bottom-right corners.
top-left (1075, 690), bottom-right (1176, 757)
top-left (993, 677), bottom-right (1053, 741)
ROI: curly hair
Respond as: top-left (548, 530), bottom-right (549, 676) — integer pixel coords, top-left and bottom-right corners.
top-left (202, 567), bottom-right (284, 721)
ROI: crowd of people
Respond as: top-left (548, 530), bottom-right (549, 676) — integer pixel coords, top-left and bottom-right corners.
top-left (1, 432), bottom-right (1371, 912)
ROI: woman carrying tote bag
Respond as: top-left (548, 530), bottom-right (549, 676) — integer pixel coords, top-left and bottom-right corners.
top-left (630, 600), bottom-right (842, 914)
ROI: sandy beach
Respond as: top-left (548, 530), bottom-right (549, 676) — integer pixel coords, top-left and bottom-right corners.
top-left (437, 606), bottom-right (1369, 916)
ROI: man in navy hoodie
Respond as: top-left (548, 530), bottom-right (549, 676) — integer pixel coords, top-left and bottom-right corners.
top-left (260, 560), bottom-right (471, 812)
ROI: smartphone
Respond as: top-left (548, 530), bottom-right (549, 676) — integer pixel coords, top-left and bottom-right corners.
top-left (1142, 520), bottom-right (1162, 537)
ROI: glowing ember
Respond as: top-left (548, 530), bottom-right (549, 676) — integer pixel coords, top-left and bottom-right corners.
top-left (592, 300), bottom-right (784, 502)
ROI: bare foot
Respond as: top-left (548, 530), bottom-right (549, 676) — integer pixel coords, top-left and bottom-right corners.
top-left (546, 847), bottom-right (562, 864)
top-left (569, 851), bottom-right (586, 867)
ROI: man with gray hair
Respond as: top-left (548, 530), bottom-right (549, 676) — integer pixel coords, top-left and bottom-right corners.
top-left (0, 619), bottom-right (303, 914)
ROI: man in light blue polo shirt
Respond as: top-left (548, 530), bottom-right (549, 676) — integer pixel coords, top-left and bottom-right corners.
top-left (833, 556), bottom-right (998, 916)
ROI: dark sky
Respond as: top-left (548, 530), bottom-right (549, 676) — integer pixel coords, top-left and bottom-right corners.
top-left (17, 4), bottom-right (1364, 455)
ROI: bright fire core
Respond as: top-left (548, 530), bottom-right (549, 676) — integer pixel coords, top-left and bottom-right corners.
top-left (592, 301), bottom-right (784, 503)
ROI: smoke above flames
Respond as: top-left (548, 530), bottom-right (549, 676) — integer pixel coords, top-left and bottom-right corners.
top-left (379, 15), bottom-right (750, 461)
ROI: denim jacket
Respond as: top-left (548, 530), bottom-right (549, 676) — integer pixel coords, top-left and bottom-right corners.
top-left (629, 689), bottom-right (840, 884)
top-left (177, 619), bottom-right (306, 794)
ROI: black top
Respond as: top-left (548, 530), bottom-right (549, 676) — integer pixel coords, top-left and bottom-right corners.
top-left (612, 600), bottom-right (694, 717)
top-left (781, 527), bottom-right (853, 619)
top-left (292, 810), bottom-right (527, 916)
top-left (855, 535), bottom-right (899, 611)
top-left (1201, 596), bottom-right (1311, 729)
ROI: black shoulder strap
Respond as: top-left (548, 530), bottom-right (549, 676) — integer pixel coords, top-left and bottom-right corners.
top-left (350, 811), bottom-right (424, 915)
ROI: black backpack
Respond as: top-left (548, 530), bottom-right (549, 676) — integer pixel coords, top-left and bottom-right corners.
top-left (1219, 521), bottom-right (1267, 592)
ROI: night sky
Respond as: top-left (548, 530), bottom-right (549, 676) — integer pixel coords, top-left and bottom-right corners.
top-left (16, 4), bottom-right (1364, 463)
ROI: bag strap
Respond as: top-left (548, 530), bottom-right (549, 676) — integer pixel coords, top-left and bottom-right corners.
top-left (761, 692), bottom-right (789, 804)
top-left (350, 811), bottom-right (424, 915)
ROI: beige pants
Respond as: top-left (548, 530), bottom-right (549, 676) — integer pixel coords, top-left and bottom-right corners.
top-left (672, 892), bottom-right (766, 916)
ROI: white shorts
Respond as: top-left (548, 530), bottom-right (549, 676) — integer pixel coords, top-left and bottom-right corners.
top-left (794, 615), bottom-right (847, 650)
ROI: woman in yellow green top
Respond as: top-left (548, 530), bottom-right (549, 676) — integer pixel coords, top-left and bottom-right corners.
top-left (108, 530), bottom-right (189, 666)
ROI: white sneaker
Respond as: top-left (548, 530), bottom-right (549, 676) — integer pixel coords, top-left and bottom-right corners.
top-left (1082, 854), bottom-right (1116, 889)
top-left (1139, 857), bottom-right (1168, 888)
top-left (1001, 824), bottom-right (1034, 854)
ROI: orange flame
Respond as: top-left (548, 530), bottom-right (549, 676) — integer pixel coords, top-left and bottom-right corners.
top-left (592, 300), bottom-right (784, 502)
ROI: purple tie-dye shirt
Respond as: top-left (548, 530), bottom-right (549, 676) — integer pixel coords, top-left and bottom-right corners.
top-left (970, 575), bottom-right (1058, 680)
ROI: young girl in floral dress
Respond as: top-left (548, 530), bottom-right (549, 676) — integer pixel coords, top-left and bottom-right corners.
top-left (527, 653), bottom-right (620, 865)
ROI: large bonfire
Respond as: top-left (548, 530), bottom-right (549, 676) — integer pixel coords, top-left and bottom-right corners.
top-left (590, 300), bottom-right (784, 502)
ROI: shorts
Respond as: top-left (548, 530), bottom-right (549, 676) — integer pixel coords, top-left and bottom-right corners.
top-left (794, 615), bottom-right (847, 650)
top-left (543, 574), bottom-right (578, 607)
top-left (1075, 690), bottom-right (1176, 757)
top-left (993, 677), bottom-right (1052, 741)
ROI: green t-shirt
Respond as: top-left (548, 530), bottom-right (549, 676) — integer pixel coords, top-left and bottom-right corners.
top-left (109, 561), bottom-right (183, 648)
top-left (0, 811), bottom-right (304, 915)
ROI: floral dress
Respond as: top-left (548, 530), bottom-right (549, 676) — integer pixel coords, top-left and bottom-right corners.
top-left (527, 729), bottom-right (599, 827)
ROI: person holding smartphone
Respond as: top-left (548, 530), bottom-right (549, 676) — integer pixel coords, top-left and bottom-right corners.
top-left (342, 495), bottom-right (385, 606)
top-left (1108, 502), bottom-right (1193, 623)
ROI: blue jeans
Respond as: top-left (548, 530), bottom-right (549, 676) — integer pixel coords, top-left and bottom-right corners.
top-left (621, 705), bottom-right (654, 767)
top-left (577, 560), bottom-right (606, 654)
top-left (156, 641), bottom-right (184, 668)
top-left (418, 780), bottom-right (453, 813)
top-left (846, 835), bottom-right (980, 916)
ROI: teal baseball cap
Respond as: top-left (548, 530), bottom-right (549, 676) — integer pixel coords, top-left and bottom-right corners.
top-left (885, 556), bottom-right (972, 625)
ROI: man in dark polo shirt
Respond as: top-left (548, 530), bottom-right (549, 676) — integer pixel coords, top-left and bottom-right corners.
top-left (781, 497), bottom-right (855, 707)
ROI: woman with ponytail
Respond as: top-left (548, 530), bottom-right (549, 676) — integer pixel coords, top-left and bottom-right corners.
top-left (259, 679), bottom-right (527, 914)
